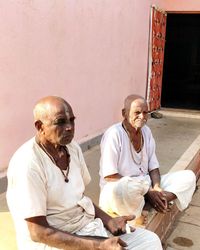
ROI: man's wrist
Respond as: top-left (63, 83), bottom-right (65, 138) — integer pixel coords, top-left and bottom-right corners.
top-left (153, 183), bottom-right (162, 191)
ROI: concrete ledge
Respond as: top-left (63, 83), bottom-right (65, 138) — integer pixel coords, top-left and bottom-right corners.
top-left (145, 135), bottom-right (200, 246)
top-left (146, 204), bottom-right (179, 244)
top-left (169, 135), bottom-right (200, 174)
top-left (79, 133), bottom-right (103, 152)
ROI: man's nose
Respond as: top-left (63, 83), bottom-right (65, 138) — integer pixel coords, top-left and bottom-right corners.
top-left (139, 112), bottom-right (146, 119)
top-left (65, 123), bottom-right (73, 130)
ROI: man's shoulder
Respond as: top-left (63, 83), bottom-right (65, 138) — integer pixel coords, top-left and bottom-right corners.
top-left (101, 123), bottom-right (124, 145)
top-left (142, 124), bottom-right (151, 132)
top-left (104, 122), bottom-right (122, 135)
top-left (8, 137), bottom-right (40, 172)
top-left (142, 124), bottom-right (154, 138)
top-left (67, 140), bottom-right (82, 154)
top-left (11, 138), bottom-right (36, 159)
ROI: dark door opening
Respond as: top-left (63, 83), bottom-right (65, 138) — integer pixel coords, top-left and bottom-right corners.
top-left (161, 14), bottom-right (200, 110)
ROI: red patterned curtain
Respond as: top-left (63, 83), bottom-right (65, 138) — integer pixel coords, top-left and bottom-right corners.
top-left (146, 6), bottom-right (167, 112)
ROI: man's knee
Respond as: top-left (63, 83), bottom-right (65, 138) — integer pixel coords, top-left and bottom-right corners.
top-left (180, 169), bottom-right (196, 189)
top-left (142, 230), bottom-right (162, 249)
top-left (122, 228), bottom-right (162, 250)
top-left (187, 170), bottom-right (196, 184)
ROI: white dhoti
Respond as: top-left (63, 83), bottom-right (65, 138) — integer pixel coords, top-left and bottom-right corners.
top-left (161, 170), bottom-right (196, 211)
top-left (76, 218), bottom-right (162, 250)
top-left (99, 170), bottom-right (196, 217)
top-left (99, 176), bottom-right (149, 218)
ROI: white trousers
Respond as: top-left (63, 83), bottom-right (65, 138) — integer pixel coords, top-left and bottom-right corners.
top-left (76, 218), bottom-right (163, 250)
top-left (99, 170), bottom-right (196, 218)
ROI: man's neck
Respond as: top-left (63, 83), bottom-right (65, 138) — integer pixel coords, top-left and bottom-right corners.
top-left (35, 134), bottom-right (62, 153)
top-left (122, 120), bottom-right (141, 134)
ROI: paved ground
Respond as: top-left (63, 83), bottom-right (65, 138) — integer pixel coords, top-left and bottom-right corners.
top-left (166, 179), bottom-right (200, 250)
top-left (0, 109), bottom-right (200, 249)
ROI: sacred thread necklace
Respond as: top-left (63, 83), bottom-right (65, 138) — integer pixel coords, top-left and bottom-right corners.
top-left (39, 143), bottom-right (70, 183)
top-left (122, 122), bottom-right (144, 167)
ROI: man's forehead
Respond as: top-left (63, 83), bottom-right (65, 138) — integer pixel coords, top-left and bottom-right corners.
top-left (54, 110), bottom-right (74, 118)
top-left (45, 100), bottom-right (74, 118)
top-left (129, 98), bottom-right (145, 107)
top-left (52, 103), bottom-right (74, 117)
top-left (128, 99), bottom-right (147, 112)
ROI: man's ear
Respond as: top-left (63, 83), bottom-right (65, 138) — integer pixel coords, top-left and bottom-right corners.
top-left (35, 120), bottom-right (43, 132)
top-left (122, 108), bottom-right (126, 118)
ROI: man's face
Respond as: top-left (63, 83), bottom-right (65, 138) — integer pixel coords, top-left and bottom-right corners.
top-left (127, 98), bottom-right (148, 129)
top-left (42, 102), bottom-right (75, 146)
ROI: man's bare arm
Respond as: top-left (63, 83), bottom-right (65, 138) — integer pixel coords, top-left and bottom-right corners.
top-left (26, 216), bottom-right (126, 250)
top-left (104, 173), bottom-right (123, 182)
top-left (147, 168), bottom-right (167, 212)
top-left (149, 168), bottom-right (161, 189)
top-left (26, 216), bottom-right (96, 250)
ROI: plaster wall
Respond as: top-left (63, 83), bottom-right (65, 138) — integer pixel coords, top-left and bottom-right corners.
top-left (1, 0), bottom-right (200, 173)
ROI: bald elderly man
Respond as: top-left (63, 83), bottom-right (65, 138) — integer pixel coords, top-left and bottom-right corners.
top-left (7, 96), bottom-right (162, 250)
top-left (99, 94), bottom-right (196, 220)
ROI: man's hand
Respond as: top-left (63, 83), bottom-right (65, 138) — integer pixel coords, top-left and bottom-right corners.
top-left (146, 188), bottom-right (167, 213)
top-left (148, 168), bottom-right (167, 212)
top-left (106, 215), bottom-right (135, 236)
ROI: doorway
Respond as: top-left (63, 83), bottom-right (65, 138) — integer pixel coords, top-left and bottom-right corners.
top-left (161, 14), bottom-right (200, 110)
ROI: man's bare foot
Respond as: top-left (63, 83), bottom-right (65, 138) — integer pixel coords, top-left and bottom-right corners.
top-left (141, 210), bottom-right (149, 225)
top-left (135, 210), bottom-right (149, 227)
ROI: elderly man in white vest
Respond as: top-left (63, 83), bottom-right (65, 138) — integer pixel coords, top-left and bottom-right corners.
top-left (99, 94), bottom-right (196, 222)
top-left (7, 96), bottom-right (162, 250)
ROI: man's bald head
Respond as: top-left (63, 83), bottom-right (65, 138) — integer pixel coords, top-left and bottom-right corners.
top-left (33, 96), bottom-right (72, 123)
top-left (33, 96), bottom-right (75, 145)
top-left (123, 94), bottom-right (146, 116)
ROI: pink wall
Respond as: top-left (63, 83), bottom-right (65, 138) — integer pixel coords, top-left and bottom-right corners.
top-left (159, 0), bottom-right (200, 11)
top-left (1, 0), bottom-right (200, 173)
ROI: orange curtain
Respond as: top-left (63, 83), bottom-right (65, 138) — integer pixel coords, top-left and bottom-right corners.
top-left (147, 6), bottom-right (167, 112)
